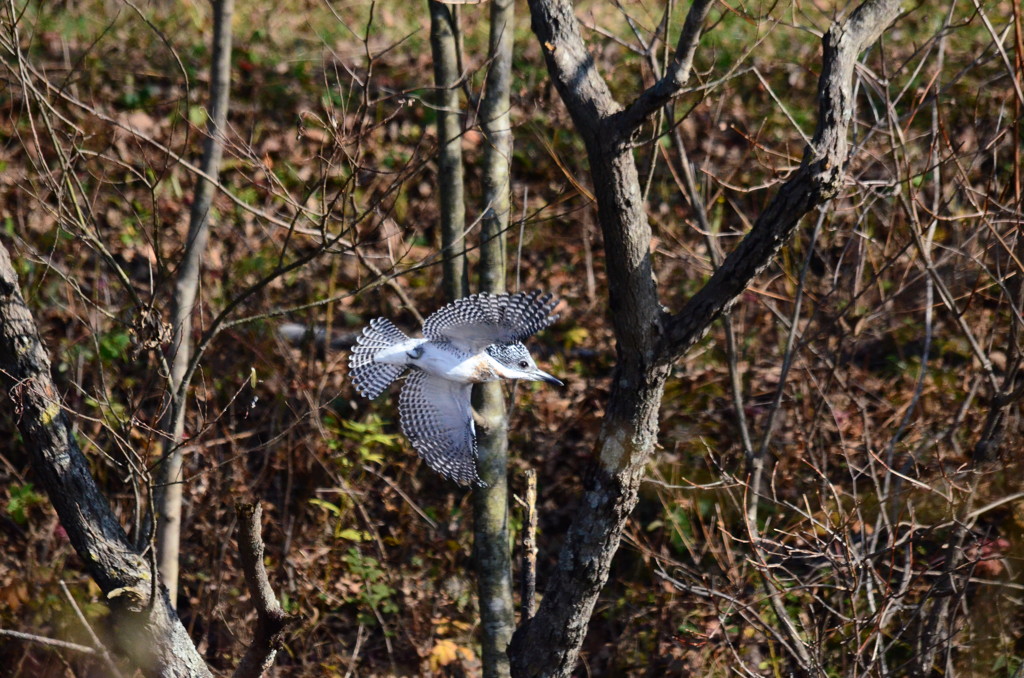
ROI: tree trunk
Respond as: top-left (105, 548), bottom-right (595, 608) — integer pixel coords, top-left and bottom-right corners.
top-left (472, 0), bottom-right (517, 676)
top-left (478, 0), bottom-right (513, 296)
top-left (157, 0), bottom-right (234, 606)
top-left (508, 139), bottom-right (671, 677)
top-left (429, 0), bottom-right (468, 302)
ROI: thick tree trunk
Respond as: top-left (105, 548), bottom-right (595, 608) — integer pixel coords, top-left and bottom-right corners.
top-left (508, 140), bottom-right (671, 677)
top-left (0, 242), bottom-right (212, 678)
top-left (510, 0), bottom-right (903, 675)
top-left (157, 0), bottom-right (234, 606)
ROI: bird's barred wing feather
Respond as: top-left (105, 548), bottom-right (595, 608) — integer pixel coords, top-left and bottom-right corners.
top-left (349, 318), bottom-right (408, 399)
top-left (421, 291), bottom-right (557, 352)
top-left (398, 370), bottom-right (483, 487)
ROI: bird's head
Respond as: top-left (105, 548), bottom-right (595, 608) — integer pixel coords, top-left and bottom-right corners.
top-left (486, 342), bottom-right (563, 385)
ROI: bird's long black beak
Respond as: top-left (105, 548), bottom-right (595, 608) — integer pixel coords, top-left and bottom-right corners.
top-left (536, 370), bottom-right (564, 386)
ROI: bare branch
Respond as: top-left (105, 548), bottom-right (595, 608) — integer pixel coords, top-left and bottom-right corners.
top-left (510, 0), bottom-right (904, 675)
top-left (0, 628), bottom-right (97, 656)
top-left (526, 0), bottom-right (623, 143)
top-left (430, 0), bottom-right (469, 301)
top-left (608, 0), bottom-right (715, 137)
top-left (519, 470), bottom-right (538, 622)
top-left (474, 1), bottom-right (518, 675)
top-left (233, 503), bottom-right (297, 678)
top-left (658, 0), bottom-right (904, 364)
top-left (157, 0), bottom-right (236, 605)
top-left (60, 580), bottom-right (126, 678)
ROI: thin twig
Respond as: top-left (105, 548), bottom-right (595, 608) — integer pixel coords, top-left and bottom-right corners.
top-left (59, 580), bottom-right (126, 678)
top-left (0, 628), bottom-right (97, 656)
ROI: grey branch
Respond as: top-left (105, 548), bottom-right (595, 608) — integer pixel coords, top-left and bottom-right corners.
top-left (659, 0), bottom-right (904, 364)
top-left (430, 0), bottom-right (469, 301)
top-left (233, 503), bottom-right (298, 678)
top-left (608, 0), bottom-right (715, 138)
top-left (0, 241), bottom-right (212, 677)
top-left (157, 0), bottom-right (236, 606)
top-left (474, 0), bottom-right (518, 675)
top-left (510, 0), bottom-right (903, 676)
top-left (60, 580), bottom-right (126, 678)
top-left (0, 628), bottom-right (97, 656)
top-left (519, 470), bottom-right (538, 621)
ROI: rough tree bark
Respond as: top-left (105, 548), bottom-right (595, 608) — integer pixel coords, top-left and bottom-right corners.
top-left (472, 0), bottom-right (517, 676)
top-left (508, 0), bottom-right (903, 675)
top-left (0, 243), bottom-right (213, 678)
top-left (157, 0), bottom-right (235, 606)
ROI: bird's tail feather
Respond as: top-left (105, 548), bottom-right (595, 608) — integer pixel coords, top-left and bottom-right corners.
top-left (349, 318), bottom-right (409, 399)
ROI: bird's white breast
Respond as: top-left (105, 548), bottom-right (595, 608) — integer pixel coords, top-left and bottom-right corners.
top-left (374, 339), bottom-right (498, 384)
top-left (418, 342), bottom-right (501, 383)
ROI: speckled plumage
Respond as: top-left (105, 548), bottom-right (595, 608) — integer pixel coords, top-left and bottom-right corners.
top-left (485, 342), bottom-right (534, 368)
top-left (349, 318), bottom-right (409, 399)
top-left (348, 291), bottom-right (561, 487)
top-left (398, 370), bottom-right (478, 486)
top-left (422, 290), bottom-right (558, 351)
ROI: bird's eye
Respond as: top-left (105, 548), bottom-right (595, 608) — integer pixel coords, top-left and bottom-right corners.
top-left (519, 360), bottom-right (529, 369)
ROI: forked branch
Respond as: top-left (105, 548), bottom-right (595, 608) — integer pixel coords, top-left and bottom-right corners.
top-left (609, 0), bottom-right (715, 137)
top-left (511, 0), bottom-right (904, 676)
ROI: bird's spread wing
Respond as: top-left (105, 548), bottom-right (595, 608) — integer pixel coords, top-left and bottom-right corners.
top-left (398, 370), bottom-right (482, 486)
top-left (421, 291), bottom-right (558, 352)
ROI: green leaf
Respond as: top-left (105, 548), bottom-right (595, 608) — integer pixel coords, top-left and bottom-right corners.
top-left (7, 483), bottom-right (45, 525)
top-left (308, 498), bottom-right (341, 516)
top-left (188, 105), bottom-right (208, 126)
top-left (99, 331), bottom-right (131, 361)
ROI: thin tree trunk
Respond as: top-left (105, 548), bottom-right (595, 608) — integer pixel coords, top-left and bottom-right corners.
top-left (429, 0), bottom-right (468, 301)
top-left (157, 0), bottom-right (234, 606)
top-left (472, 382), bottom-right (513, 678)
top-left (0, 242), bottom-right (213, 678)
top-left (473, 1), bottom-right (516, 676)
top-left (430, 2), bottom-right (515, 674)
top-left (509, 0), bottom-right (903, 675)
top-left (478, 0), bottom-right (512, 296)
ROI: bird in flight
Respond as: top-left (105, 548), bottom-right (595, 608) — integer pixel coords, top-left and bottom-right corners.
top-left (349, 291), bottom-right (562, 487)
